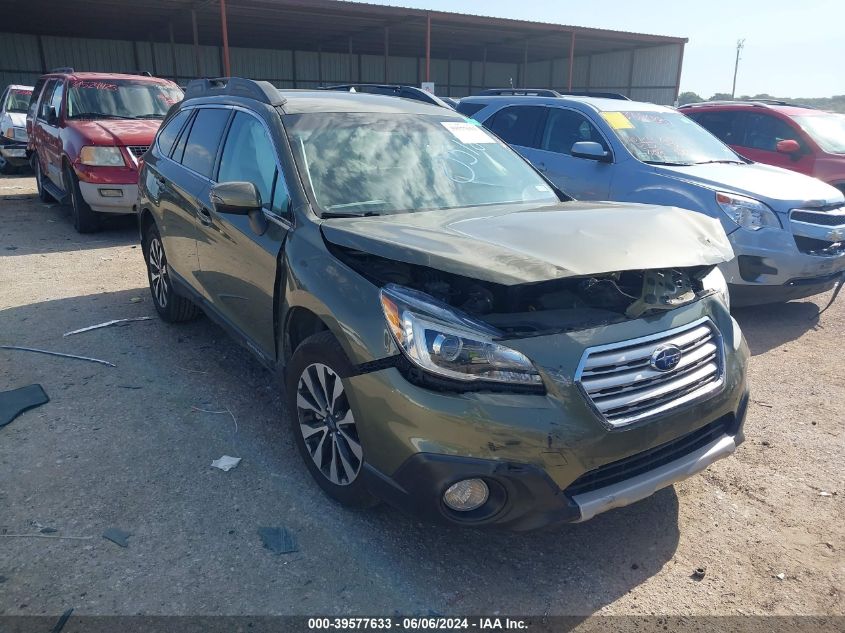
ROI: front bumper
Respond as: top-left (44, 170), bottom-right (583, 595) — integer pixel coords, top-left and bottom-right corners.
top-left (0, 137), bottom-right (29, 166)
top-left (722, 222), bottom-right (845, 306)
top-left (346, 300), bottom-right (750, 530)
top-left (78, 181), bottom-right (138, 214)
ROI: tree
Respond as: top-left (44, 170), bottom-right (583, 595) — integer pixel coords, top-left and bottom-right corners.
top-left (709, 93), bottom-right (733, 101)
top-left (677, 91), bottom-right (703, 105)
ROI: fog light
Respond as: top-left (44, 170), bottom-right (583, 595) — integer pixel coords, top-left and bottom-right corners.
top-left (98, 188), bottom-right (123, 197)
top-left (443, 478), bottom-right (489, 512)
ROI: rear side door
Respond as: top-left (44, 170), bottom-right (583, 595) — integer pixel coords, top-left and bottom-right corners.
top-left (32, 79), bottom-right (58, 182)
top-left (732, 111), bottom-right (815, 175)
top-left (41, 79), bottom-right (65, 186)
top-left (531, 106), bottom-right (614, 199)
top-left (195, 109), bottom-right (290, 360)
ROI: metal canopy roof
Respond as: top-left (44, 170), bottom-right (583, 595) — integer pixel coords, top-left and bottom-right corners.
top-left (7, 0), bottom-right (687, 63)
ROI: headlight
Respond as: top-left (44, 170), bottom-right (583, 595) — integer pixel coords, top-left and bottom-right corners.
top-left (700, 266), bottom-right (730, 311)
top-left (2, 126), bottom-right (27, 142)
top-left (716, 191), bottom-right (781, 230)
top-left (79, 146), bottom-right (125, 167)
top-left (379, 284), bottom-right (542, 387)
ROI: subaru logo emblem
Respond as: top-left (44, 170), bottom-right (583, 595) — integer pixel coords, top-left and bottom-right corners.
top-left (650, 345), bottom-right (682, 372)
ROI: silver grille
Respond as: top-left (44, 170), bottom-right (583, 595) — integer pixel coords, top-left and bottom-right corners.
top-left (127, 145), bottom-right (150, 158)
top-left (575, 318), bottom-right (724, 428)
top-left (790, 208), bottom-right (845, 227)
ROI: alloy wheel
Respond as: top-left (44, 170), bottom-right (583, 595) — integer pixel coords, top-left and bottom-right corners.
top-left (296, 362), bottom-right (363, 486)
top-left (148, 237), bottom-right (169, 308)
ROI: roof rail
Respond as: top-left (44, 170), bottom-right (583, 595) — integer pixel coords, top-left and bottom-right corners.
top-left (679, 99), bottom-right (816, 110)
top-left (558, 91), bottom-right (630, 100)
top-left (184, 77), bottom-right (285, 106)
top-left (49, 67), bottom-right (74, 74)
top-left (478, 88), bottom-right (561, 97)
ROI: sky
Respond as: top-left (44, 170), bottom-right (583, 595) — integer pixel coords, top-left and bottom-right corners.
top-left (374, 0), bottom-right (843, 98)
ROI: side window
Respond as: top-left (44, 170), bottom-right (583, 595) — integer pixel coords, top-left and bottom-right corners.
top-left (157, 109), bottom-right (192, 157)
top-left (171, 110), bottom-right (195, 163)
top-left (270, 171), bottom-right (291, 219)
top-left (49, 81), bottom-right (64, 119)
top-left (217, 112), bottom-right (277, 205)
top-left (541, 108), bottom-right (608, 155)
top-left (28, 78), bottom-right (46, 120)
top-left (688, 111), bottom-right (743, 145)
top-left (456, 102), bottom-right (486, 118)
top-left (180, 108), bottom-right (230, 178)
top-left (486, 106), bottom-right (544, 148)
top-left (37, 80), bottom-right (56, 120)
top-left (741, 113), bottom-right (802, 152)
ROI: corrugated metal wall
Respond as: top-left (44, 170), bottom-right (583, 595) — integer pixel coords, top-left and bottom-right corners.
top-left (0, 32), bottom-right (682, 104)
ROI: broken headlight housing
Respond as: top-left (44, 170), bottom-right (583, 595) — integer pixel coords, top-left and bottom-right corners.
top-left (716, 191), bottom-right (781, 231)
top-left (380, 284), bottom-right (542, 388)
top-left (701, 266), bottom-right (730, 311)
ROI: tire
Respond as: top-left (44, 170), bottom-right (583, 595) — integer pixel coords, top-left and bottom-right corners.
top-left (33, 156), bottom-right (53, 202)
top-left (286, 330), bottom-right (378, 509)
top-left (64, 164), bottom-right (100, 233)
top-left (143, 223), bottom-right (201, 323)
top-left (0, 154), bottom-right (14, 175)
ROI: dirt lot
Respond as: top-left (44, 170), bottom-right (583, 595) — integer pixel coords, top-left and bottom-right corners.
top-left (0, 172), bottom-right (842, 618)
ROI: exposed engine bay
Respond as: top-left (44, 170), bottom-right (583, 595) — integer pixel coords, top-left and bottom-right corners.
top-left (332, 245), bottom-right (716, 337)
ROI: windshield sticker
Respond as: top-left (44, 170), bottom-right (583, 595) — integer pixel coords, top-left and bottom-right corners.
top-left (601, 112), bottom-right (634, 130)
top-left (75, 81), bottom-right (119, 91)
top-left (441, 121), bottom-right (498, 144)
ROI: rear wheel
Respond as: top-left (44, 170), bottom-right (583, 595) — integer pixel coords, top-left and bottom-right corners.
top-left (286, 331), bottom-right (377, 509)
top-left (64, 164), bottom-right (100, 233)
top-left (144, 224), bottom-right (200, 323)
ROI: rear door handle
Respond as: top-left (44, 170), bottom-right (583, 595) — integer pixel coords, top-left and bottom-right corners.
top-left (197, 206), bottom-right (213, 226)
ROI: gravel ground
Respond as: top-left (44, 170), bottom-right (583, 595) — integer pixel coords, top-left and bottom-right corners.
top-left (0, 172), bottom-right (842, 618)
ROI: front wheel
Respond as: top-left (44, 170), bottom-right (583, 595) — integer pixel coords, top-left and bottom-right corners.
top-left (144, 224), bottom-right (200, 323)
top-left (64, 165), bottom-right (100, 233)
top-left (286, 331), bottom-right (377, 509)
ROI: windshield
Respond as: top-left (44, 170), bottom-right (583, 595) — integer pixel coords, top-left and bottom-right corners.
top-left (604, 110), bottom-right (741, 165)
top-left (67, 80), bottom-right (183, 120)
top-left (285, 113), bottom-right (559, 216)
top-left (5, 89), bottom-right (32, 113)
top-left (794, 114), bottom-right (845, 154)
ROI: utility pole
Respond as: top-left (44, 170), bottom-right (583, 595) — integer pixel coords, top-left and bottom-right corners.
top-left (731, 39), bottom-right (745, 99)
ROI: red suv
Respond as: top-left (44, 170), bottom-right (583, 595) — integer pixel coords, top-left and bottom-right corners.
top-left (680, 100), bottom-right (845, 195)
top-left (27, 69), bottom-right (182, 232)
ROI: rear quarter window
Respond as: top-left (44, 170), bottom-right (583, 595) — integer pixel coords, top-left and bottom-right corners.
top-left (157, 109), bottom-right (192, 157)
top-left (456, 102), bottom-right (486, 118)
top-left (180, 108), bottom-right (231, 178)
top-left (486, 105), bottom-right (545, 148)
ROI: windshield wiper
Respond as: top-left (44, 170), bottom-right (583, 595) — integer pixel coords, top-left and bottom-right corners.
top-left (133, 114), bottom-right (166, 119)
top-left (68, 113), bottom-right (135, 120)
top-left (694, 159), bottom-right (745, 165)
top-left (321, 210), bottom-right (382, 219)
top-left (643, 160), bottom-right (694, 166)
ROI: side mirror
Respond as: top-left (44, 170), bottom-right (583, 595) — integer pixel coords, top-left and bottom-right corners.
top-left (210, 181), bottom-right (268, 235)
top-left (210, 181), bottom-right (261, 215)
top-left (776, 139), bottom-right (801, 154)
top-left (571, 141), bottom-right (610, 162)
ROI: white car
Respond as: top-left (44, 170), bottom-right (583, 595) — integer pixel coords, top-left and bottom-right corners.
top-left (0, 84), bottom-right (33, 174)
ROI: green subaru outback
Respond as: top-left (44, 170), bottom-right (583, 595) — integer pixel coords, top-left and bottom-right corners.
top-left (137, 78), bottom-right (749, 530)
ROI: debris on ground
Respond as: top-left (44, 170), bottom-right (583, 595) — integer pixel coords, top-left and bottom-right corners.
top-left (0, 384), bottom-right (49, 429)
top-left (775, 572), bottom-right (786, 580)
top-left (50, 608), bottom-right (74, 633)
top-left (129, 297), bottom-right (142, 303)
top-left (0, 346), bottom-right (115, 367)
top-left (819, 491), bottom-right (833, 497)
top-left (39, 527), bottom-right (58, 534)
top-left (63, 316), bottom-right (153, 337)
top-left (257, 526), bottom-right (298, 555)
top-left (691, 567), bottom-right (707, 581)
top-left (211, 455), bottom-right (242, 472)
top-left (101, 528), bottom-right (132, 548)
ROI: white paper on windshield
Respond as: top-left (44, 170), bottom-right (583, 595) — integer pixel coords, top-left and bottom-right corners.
top-left (441, 121), bottom-right (498, 144)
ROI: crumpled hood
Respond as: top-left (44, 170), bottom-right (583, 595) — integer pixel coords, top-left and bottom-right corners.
top-left (655, 162), bottom-right (844, 209)
top-left (66, 119), bottom-right (162, 146)
top-left (3, 112), bottom-right (26, 130)
top-left (321, 201), bottom-right (735, 285)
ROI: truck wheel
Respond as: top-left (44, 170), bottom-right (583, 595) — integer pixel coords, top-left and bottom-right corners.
top-left (144, 224), bottom-right (201, 323)
top-left (64, 164), bottom-right (100, 233)
top-left (33, 157), bottom-right (53, 202)
top-left (286, 331), bottom-right (378, 509)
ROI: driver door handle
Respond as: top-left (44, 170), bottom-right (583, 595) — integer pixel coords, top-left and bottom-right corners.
top-left (197, 205), bottom-right (213, 226)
